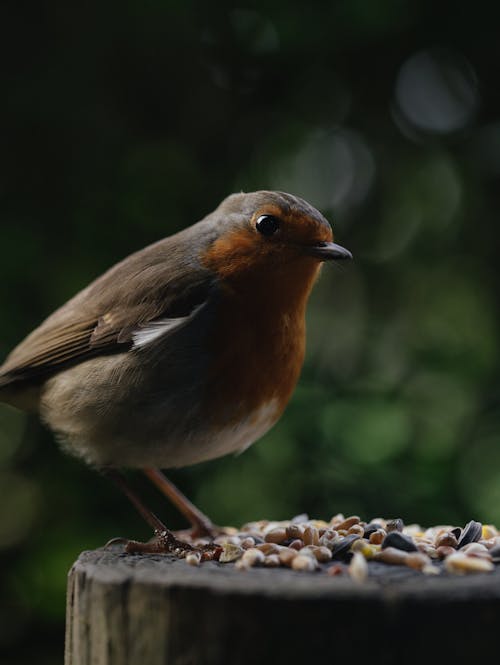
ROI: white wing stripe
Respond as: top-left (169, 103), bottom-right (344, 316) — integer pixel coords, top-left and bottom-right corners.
top-left (132, 318), bottom-right (187, 348)
top-left (131, 302), bottom-right (205, 349)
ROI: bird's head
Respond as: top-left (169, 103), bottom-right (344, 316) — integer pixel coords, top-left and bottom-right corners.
top-left (201, 191), bottom-right (352, 283)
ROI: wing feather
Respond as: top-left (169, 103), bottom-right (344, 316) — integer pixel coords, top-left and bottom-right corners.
top-left (0, 233), bottom-right (214, 389)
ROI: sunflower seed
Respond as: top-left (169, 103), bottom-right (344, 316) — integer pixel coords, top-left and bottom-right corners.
top-left (457, 521), bottom-right (482, 548)
top-left (382, 531), bottom-right (418, 552)
top-left (331, 534), bottom-right (360, 560)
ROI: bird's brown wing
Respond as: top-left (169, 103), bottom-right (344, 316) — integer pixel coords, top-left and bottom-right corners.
top-left (0, 240), bottom-right (214, 390)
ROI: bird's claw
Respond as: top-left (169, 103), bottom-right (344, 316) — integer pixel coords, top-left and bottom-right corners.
top-left (125, 529), bottom-right (192, 554)
top-left (104, 529), bottom-right (222, 560)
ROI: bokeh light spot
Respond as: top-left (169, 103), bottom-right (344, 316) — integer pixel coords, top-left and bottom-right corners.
top-left (272, 129), bottom-right (375, 216)
top-left (394, 48), bottom-right (479, 136)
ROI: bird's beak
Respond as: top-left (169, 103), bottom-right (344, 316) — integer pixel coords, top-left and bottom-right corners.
top-left (306, 242), bottom-right (353, 261)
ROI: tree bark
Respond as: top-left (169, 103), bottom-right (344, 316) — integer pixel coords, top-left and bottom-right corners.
top-left (66, 547), bottom-right (500, 665)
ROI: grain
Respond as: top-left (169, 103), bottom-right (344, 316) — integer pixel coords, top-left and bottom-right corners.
top-left (265, 528), bottom-right (288, 544)
top-left (176, 512), bottom-right (499, 579)
top-left (445, 552), bottom-right (494, 574)
top-left (292, 555), bottom-right (318, 572)
top-left (349, 552), bottom-right (368, 582)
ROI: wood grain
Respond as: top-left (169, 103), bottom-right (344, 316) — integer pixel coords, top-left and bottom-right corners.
top-left (66, 546), bottom-right (500, 665)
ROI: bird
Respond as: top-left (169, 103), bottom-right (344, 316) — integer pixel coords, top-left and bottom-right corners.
top-left (0, 190), bottom-right (352, 553)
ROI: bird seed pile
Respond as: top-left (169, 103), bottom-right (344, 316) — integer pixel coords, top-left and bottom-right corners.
top-left (179, 514), bottom-right (500, 580)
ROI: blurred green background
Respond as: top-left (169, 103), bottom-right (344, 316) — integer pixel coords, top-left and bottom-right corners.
top-left (2, 0), bottom-right (500, 662)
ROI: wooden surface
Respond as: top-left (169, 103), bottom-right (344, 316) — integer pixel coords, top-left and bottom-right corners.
top-left (66, 546), bottom-right (500, 665)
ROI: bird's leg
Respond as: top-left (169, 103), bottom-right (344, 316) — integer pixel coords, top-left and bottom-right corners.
top-left (143, 467), bottom-right (220, 538)
top-left (102, 468), bottom-right (194, 555)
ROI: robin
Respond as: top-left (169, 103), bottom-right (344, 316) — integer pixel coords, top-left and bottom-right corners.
top-left (0, 190), bottom-right (352, 553)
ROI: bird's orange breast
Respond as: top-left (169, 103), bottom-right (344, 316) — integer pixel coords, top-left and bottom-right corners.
top-left (201, 230), bottom-right (322, 430)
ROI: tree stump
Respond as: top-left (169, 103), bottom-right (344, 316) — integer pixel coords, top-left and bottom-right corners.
top-left (66, 546), bottom-right (500, 665)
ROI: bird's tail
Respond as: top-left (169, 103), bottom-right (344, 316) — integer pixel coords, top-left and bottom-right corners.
top-left (0, 370), bottom-right (18, 406)
top-left (0, 376), bottom-right (38, 412)
top-left (0, 374), bottom-right (11, 401)
top-left (0, 370), bottom-right (10, 391)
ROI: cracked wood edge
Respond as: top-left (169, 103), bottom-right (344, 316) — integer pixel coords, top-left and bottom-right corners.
top-left (65, 548), bottom-right (500, 665)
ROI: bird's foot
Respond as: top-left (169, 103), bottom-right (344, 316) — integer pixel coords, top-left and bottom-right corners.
top-left (125, 528), bottom-right (191, 555)
top-left (105, 529), bottom-right (222, 560)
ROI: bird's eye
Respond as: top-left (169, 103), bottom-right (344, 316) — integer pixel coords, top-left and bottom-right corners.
top-left (256, 215), bottom-right (280, 236)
